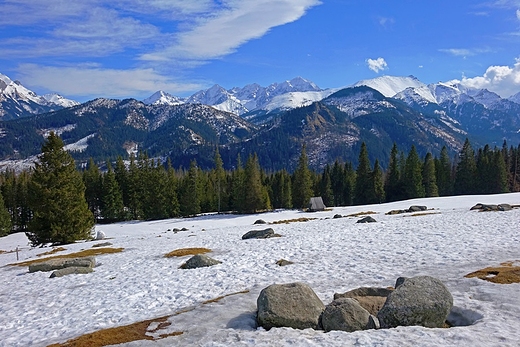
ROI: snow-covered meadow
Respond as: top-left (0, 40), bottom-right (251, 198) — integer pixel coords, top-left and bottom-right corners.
top-left (1, 193), bottom-right (520, 346)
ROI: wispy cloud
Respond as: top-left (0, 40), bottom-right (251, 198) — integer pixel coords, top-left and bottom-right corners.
top-left (366, 57), bottom-right (388, 73)
top-left (439, 48), bottom-right (491, 57)
top-left (17, 64), bottom-right (202, 100)
top-left (454, 58), bottom-right (520, 97)
top-left (378, 16), bottom-right (395, 28)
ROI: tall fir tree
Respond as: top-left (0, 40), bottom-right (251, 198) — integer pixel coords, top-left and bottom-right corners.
top-left (371, 159), bottom-right (385, 203)
top-left (454, 138), bottom-right (478, 195)
top-left (180, 160), bottom-right (201, 216)
top-left (435, 146), bottom-right (453, 196)
top-left (165, 159), bottom-right (180, 218)
top-left (354, 142), bottom-right (373, 205)
top-left (292, 144), bottom-right (313, 209)
top-left (342, 162), bottom-right (355, 206)
top-left (100, 162), bottom-right (125, 222)
top-left (0, 191), bottom-right (11, 237)
top-left (242, 154), bottom-right (267, 213)
top-left (26, 132), bottom-right (94, 245)
top-left (422, 152), bottom-right (439, 197)
top-left (320, 165), bottom-right (334, 206)
top-left (403, 145), bottom-right (425, 199)
top-left (385, 143), bottom-right (403, 202)
top-left (83, 158), bottom-right (102, 219)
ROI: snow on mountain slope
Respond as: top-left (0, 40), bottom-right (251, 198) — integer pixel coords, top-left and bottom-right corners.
top-left (143, 91), bottom-right (185, 106)
top-left (0, 73), bottom-right (43, 104)
top-left (509, 92), bottom-right (520, 104)
top-left (352, 75), bottom-right (433, 99)
top-left (263, 89), bottom-right (337, 112)
top-left (394, 85), bottom-right (437, 105)
top-left (42, 93), bottom-right (79, 108)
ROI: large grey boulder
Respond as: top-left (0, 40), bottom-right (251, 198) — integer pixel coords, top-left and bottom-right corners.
top-left (50, 266), bottom-right (93, 278)
top-left (321, 298), bottom-right (371, 332)
top-left (408, 205), bottom-right (427, 212)
top-left (179, 254), bottom-right (221, 269)
top-left (257, 282), bottom-right (325, 330)
top-left (334, 287), bottom-right (394, 315)
top-left (29, 257), bottom-right (96, 273)
top-left (377, 276), bottom-right (453, 328)
top-left (242, 228), bottom-right (279, 240)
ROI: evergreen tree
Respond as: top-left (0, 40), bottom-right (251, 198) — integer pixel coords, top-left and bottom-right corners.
top-left (213, 147), bottom-right (227, 213)
top-left (319, 165), bottom-right (334, 206)
top-left (242, 154), bottom-right (266, 213)
top-left (0, 191), bottom-right (11, 237)
top-left (454, 138), bottom-right (478, 195)
top-left (342, 162), bottom-right (355, 206)
top-left (435, 146), bottom-right (453, 196)
top-left (229, 154), bottom-right (245, 211)
top-left (100, 162), bottom-right (125, 222)
top-left (83, 158), bottom-right (102, 219)
top-left (180, 160), bottom-right (201, 216)
top-left (127, 154), bottom-right (142, 219)
top-left (15, 171), bottom-right (31, 231)
top-left (26, 132), bottom-right (94, 246)
top-left (114, 156), bottom-right (129, 210)
top-left (422, 153), bottom-right (439, 197)
top-left (371, 159), bottom-right (385, 203)
top-left (0, 170), bottom-right (17, 229)
top-left (385, 143), bottom-right (403, 202)
top-left (165, 160), bottom-right (180, 217)
top-left (354, 142), bottom-right (373, 205)
top-left (292, 144), bottom-right (313, 209)
top-left (490, 150), bottom-right (509, 194)
top-left (330, 160), bottom-right (344, 206)
top-left (403, 145), bottom-right (425, 199)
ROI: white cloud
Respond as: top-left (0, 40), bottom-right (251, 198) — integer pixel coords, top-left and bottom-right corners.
top-left (378, 16), bottom-right (395, 28)
top-left (141, 0), bottom-right (322, 61)
top-left (366, 57), bottom-right (388, 73)
top-left (455, 58), bottom-right (520, 97)
top-left (517, 9), bottom-right (520, 19)
top-left (17, 64), bottom-right (202, 100)
top-left (439, 48), bottom-right (491, 57)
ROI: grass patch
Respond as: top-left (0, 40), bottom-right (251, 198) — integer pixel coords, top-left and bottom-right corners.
top-left (47, 316), bottom-right (183, 347)
top-left (37, 247), bottom-right (66, 257)
top-left (11, 248), bottom-right (124, 267)
top-left (346, 211), bottom-right (377, 217)
top-left (407, 212), bottom-right (441, 217)
top-left (271, 217), bottom-right (317, 224)
top-left (202, 290), bottom-right (250, 305)
top-left (164, 247), bottom-right (211, 258)
top-left (465, 263), bottom-right (520, 284)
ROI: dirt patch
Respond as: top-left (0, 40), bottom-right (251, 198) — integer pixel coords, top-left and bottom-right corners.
top-left (271, 217), bottom-right (317, 224)
top-left (164, 247), bottom-right (212, 258)
top-left (11, 248), bottom-right (124, 267)
top-left (46, 316), bottom-right (182, 347)
top-left (465, 262), bottom-right (520, 284)
top-left (37, 247), bottom-right (67, 257)
top-left (407, 212), bottom-right (441, 217)
top-left (346, 211), bottom-right (378, 217)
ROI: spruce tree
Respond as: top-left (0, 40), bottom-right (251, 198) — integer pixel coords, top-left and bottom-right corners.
top-left (0, 192), bottom-right (11, 237)
top-left (422, 153), bottom-right (439, 197)
top-left (242, 154), bottom-right (265, 213)
top-left (292, 144), bottom-right (313, 209)
top-left (436, 146), bottom-right (453, 196)
top-left (83, 158), bottom-right (102, 219)
top-left (454, 139), bottom-right (478, 195)
top-left (180, 160), bottom-right (201, 216)
top-left (385, 143), bottom-right (402, 202)
top-left (342, 162), bottom-right (355, 206)
top-left (26, 132), bottom-right (94, 246)
top-left (371, 159), bottom-right (385, 203)
top-left (403, 145), bottom-right (425, 199)
top-left (165, 160), bottom-right (180, 217)
top-left (101, 162), bottom-right (125, 222)
top-left (354, 142), bottom-right (372, 205)
top-left (330, 160), bottom-right (344, 206)
top-left (320, 165), bottom-right (334, 206)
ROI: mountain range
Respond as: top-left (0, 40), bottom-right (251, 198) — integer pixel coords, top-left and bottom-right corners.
top-left (0, 72), bottom-right (519, 171)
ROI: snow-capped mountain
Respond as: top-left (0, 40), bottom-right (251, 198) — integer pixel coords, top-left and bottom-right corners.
top-left (352, 75), bottom-right (434, 99)
top-left (143, 91), bottom-right (185, 106)
top-left (183, 77), bottom-right (328, 117)
top-left (0, 73), bottom-right (78, 120)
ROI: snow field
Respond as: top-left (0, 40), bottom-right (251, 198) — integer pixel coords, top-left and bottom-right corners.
top-left (0, 193), bottom-right (519, 346)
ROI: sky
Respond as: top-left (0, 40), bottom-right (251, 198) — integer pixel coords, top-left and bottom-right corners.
top-left (1, 0), bottom-right (520, 102)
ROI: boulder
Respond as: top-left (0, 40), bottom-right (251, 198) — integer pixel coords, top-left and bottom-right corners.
top-left (334, 287), bottom-right (393, 315)
top-left (257, 282), bottom-right (325, 330)
top-left (242, 228), bottom-right (279, 239)
top-left (29, 257), bottom-right (96, 273)
top-left (408, 206), bottom-right (427, 212)
top-left (357, 216), bottom-right (377, 223)
top-left (254, 219), bottom-right (267, 224)
top-left (179, 254), bottom-right (221, 269)
top-left (333, 214), bottom-right (343, 219)
top-left (321, 298), bottom-right (371, 332)
top-left (377, 276), bottom-right (453, 328)
top-left (50, 266), bottom-right (93, 278)
top-left (95, 230), bottom-right (106, 240)
top-left (386, 209), bottom-right (407, 215)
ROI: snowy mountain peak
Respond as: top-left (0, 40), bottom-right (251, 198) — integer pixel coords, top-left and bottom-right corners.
top-left (509, 91), bottom-right (520, 105)
top-left (42, 93), bottom-right (80, 108)
top-left (352, 75), bottom-right (429, 98)
top-left (143, 90), bottom-right (185, 106)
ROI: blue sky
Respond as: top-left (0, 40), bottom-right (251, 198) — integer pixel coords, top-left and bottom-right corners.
top-left (1, 0), bottom-right (520, 101)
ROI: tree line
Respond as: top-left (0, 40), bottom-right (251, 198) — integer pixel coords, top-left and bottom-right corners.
top-left (0, 134), bottom-right (519, 244)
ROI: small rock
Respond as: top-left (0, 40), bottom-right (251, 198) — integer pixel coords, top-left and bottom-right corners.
top-left (254, 219), bottom-right (267, 224)
top-left (95, 230), bottom-right (106, 240)
top-left (408, 206), bottom-right (427, 212)
top-left (276, 259), bottom-right (294, 267)
top-left (242, 228), bottom-right (277, 239)
top-left (181, 227), bottom-right (189, 231)
top-left (333, 214), bottom-right (343, 219)
top-left (179, 254), bottom-right (221, 269)
top-left (357, 216), bottom-right (377, 223)
top-left (321, 298), bottom-right (371, 332)
top-left (92, 242), bottom-right (113, 248)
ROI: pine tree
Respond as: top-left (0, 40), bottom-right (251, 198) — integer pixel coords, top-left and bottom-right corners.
top-left (403, 145), bottom-right (425, 199)
top-left (385, 143), bottom-right (402, 202)
top-left (371, 159), bottom-right (385, 203)
top-left (330, 160), bottom-right (344, 206)
top-left (320, 165), bottom-right (334, 206)
top-left (454, 139), bottom-right (478, 195)
top-left (490, 150), bottom-right (509, 194)
top-left (230, 154), bottom-right (245, 211)
top-left (292, 144), bottom-right (313, 209)
top-left (83, 158), bottom-right (102, 219)
top-left (436, 146), bottom-right (453, 196)
top-left (100, 162), bottom-right (125, 222)
top-left (0, 191), bottom-right (11, 237)
top-left (213, 147), bottom-right (227, 213)
top-left (342, 162), bottom-right (355, 206)
top-left (26, 132), bottom-right (94, 246)
top-left (354, 142), bottom-right (373, 205)
top-left (165, 160), bottom-right (180, 217)
top-left (180, 160), bottom-right (201, 216)
top-left (242, 154), bottom-right (265, 213)
top-left (422, 153), bottom-right (439, 197)
top-left (127, 154), bottom-right (142, 219)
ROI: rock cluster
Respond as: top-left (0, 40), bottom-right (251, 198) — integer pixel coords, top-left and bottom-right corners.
top-left (386, 205), bottom-right (428, 215)
top-left (470, 203), bottom-right (513, 212)
top-left (29, 256), bottom-right (96, 278)
top-left (256, 276), bottom-right (453, 333)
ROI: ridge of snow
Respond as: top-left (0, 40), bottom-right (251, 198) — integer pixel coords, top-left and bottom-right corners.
top-left (42, 93), bottom-right (79, 108)
top-left (264, 89), bottom-right (337, 112)
top-left (352, 75), bottom-right (429, 98)
top-left (143, 91), bottom-right (185, 106)
top-left (394, 85), bottom-right (438, 105)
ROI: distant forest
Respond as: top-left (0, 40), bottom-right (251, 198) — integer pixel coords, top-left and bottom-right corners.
top-left (0, 136), bottom-right (519, 237)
